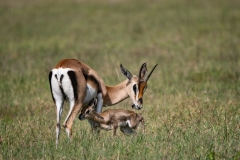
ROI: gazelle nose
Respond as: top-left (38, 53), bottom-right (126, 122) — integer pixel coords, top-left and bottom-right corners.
top-left (132, 103), bottom-right (142, 110)
top-left (78, 114), bottom-right (85, 120)
top-left (132, 104), bottom-right (135, 108)
top-left (138, 98), bottom-right (143, 105)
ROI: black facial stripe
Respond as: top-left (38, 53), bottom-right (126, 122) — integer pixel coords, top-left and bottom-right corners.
top-left (133, 84), bottom-right (137, 95)
top-left (67, 71), bottom-right (78, 101)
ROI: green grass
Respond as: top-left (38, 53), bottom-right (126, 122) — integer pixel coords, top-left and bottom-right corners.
top-left (0, 0), bottom-right (239, 159)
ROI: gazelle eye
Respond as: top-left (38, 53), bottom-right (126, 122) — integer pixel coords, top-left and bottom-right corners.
top-left (86, 110), bottom-right (90, 114)
top-left (133, 84), bottom-right (137, 95)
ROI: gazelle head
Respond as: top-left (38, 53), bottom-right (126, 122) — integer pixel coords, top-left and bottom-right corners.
top-left (120, 63), bottom-right (158, 110)
top-left (79, 98), bottom-right (104, 121)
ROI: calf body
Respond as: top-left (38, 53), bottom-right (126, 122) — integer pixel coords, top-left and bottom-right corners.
top-left (79, 99), bottom-right (144, 135)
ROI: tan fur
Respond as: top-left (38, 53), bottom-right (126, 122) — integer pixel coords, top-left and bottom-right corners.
top-left (50, 59), bottom-right (157, 143)
top-left (53, 59), bottom-right (105, 135)
top-left (79, 100), bottom-right (145, 136)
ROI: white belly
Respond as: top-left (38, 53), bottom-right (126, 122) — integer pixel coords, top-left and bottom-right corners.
top-left (83, 84), bottom-right (97, 106)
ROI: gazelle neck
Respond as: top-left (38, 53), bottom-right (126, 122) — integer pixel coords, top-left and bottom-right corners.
top-left (103, 79), bottom-right (130, 106)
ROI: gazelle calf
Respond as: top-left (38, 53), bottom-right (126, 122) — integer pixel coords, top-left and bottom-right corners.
top-left (79, 98), bottom-right (145, 136)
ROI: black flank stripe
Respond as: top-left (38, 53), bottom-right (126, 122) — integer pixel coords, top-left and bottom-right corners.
top-left (48, 71), bottom-right (55, 103)
top-left (67, 71), bottom-right (78, 101)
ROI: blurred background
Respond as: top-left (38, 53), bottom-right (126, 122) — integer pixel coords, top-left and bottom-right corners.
top-left (0, 0), bottom-right (239, 159)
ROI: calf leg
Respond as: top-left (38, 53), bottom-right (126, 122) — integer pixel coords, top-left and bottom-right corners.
top-left (112, 125), bottom-right (118, 136)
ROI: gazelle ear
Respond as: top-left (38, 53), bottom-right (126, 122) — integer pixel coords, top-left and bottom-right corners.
top-left (120, 64), bottom-right (132, 80)
top-left (145, 64), bottom-right (158, 82)
top-left (139, 63), bottom-right (148, 81)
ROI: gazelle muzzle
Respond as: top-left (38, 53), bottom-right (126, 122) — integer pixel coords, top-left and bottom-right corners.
top-left (132, 98), bottom-right (143, 110)
top-left (78, 114), bottom-right (85, 120)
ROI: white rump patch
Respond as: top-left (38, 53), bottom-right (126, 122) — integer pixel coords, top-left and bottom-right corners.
top-left (51, 68), bottom-right (75, 102)
top-left (51, 68), bottom-right (76, 125)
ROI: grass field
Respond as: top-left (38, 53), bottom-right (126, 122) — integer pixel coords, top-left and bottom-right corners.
top-left (0, 0), bottom-right (239, 159)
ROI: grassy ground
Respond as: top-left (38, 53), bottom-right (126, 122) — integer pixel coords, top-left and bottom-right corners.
top-left (0, 0), bottom-right (239, 159)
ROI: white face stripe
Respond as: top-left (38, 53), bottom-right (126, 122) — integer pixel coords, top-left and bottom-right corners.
top-left (131, 83), bottom-right (139, 106)
top-left (127, 78), bottom-right (146, 110)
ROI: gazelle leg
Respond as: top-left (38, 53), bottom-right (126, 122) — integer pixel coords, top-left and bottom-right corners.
top-left (61, 69), bottom-right (88, 140)
top-left (50, 70), bottom-right (65, 145)
top-left (96, 93), bottom-right (103, 113)
top-left (62, 99), bottom-right (75, 140)
top-left (51, 77), bottom-right (64, 145)
top-left (63, 102), bottom-right (83, 141)
top-left (55, 101), bottom-right (64, 145)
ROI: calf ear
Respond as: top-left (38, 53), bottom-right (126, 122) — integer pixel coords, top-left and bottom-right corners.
top-left (120, 64), bottom-right (132, 80)
top-left (88, 98), bottom-right (96, 107)
top-left (139, 63), bottom-right (148, 81)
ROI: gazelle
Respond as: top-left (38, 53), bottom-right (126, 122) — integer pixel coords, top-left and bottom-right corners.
top-left (49, 59), bottom-right (157, 144)
top-left (79, 98), bottom-right (145, 136)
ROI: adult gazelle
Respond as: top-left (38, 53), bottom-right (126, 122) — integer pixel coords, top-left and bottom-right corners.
top-left (49, 59), bottom-right (157, 145)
